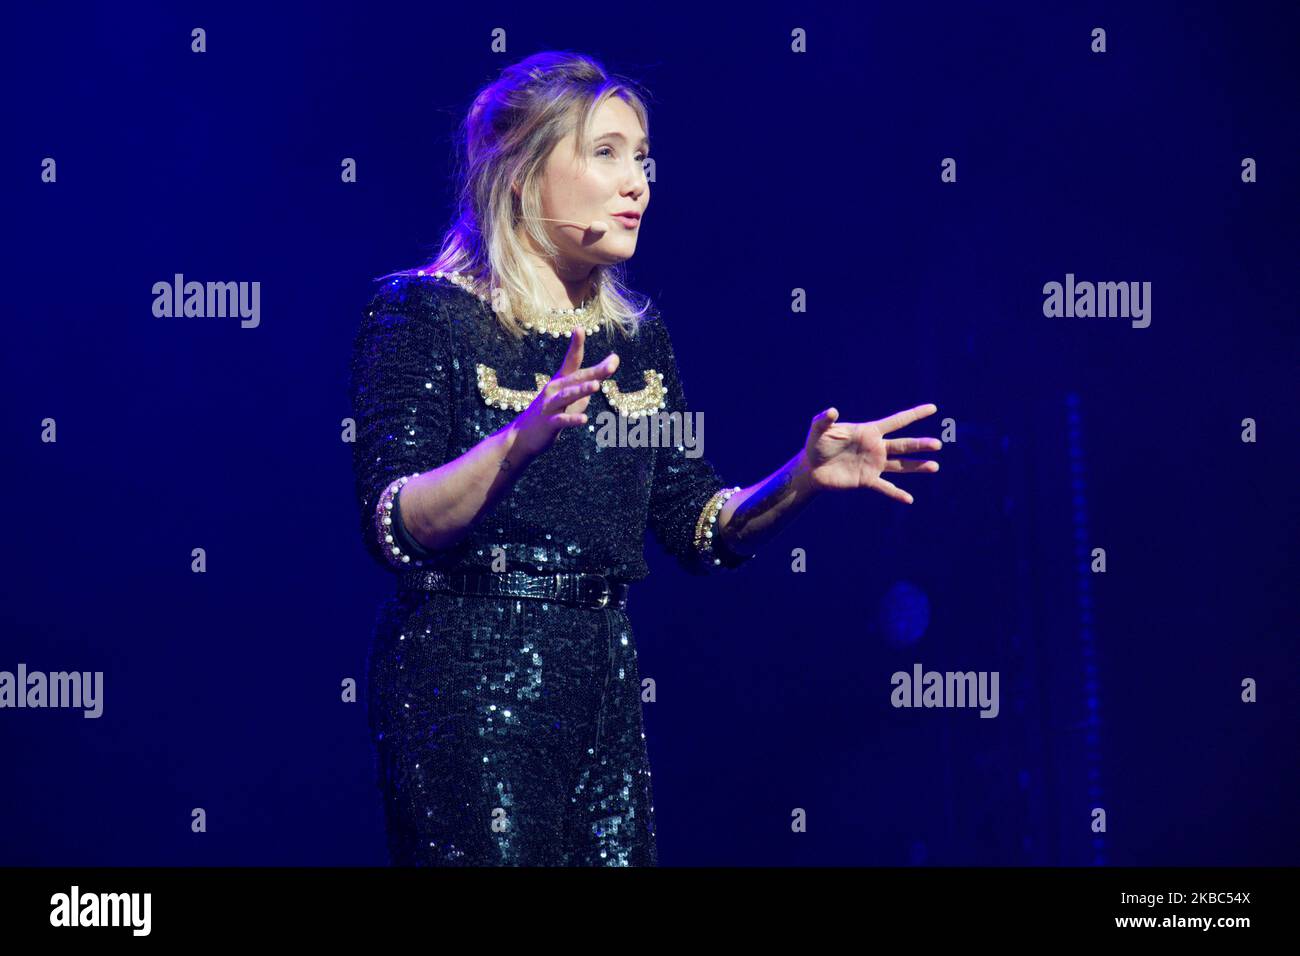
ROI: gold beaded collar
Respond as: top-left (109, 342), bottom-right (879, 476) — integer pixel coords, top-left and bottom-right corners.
top-left (424, 269), bottom-right (602, 337)
top-left (476, 364), bottom-right (667, 419)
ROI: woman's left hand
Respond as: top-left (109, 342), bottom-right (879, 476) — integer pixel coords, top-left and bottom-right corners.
top-left (802, 403), bottom-right (941, 504)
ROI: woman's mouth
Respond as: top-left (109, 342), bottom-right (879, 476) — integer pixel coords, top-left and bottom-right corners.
top-left (611, 213), bottom-right (640, 229)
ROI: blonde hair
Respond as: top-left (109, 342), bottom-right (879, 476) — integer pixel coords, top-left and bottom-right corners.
top-left (376, 51), bottom-right (656, 342)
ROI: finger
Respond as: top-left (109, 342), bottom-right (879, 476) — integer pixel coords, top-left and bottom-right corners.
top-left (885, 436), bottom-right (943, 454)
top-left (811, 406), bottom-right (840, 433)
top-left (543, 379), bottom-right (600, 414)
top-left (560, 351), bottom-right (620, 386)
top-left (874, 403), bottom-right (938, 435)
top-left (872, 477), bottom-right (915, 504)
top-left (557, 326), bottom-right (586, 377)
top-left (550, 412), bottom-right (588, 428)
top-left (561, 390), bottom-right (594, 415)
top-left (882, 459), bottom-right (939, 473)
top-left (543, 379), bottom-right (601, 414)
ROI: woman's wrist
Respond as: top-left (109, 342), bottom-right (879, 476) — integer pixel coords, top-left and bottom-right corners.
top-left (790, 448), bottom-right (824, 496)
top-left (716, 450), bottom-right (822, 557)
top-left (392, 486), bottom-right (435, 559)
top-left (500, 420), bottom-right (538, 472)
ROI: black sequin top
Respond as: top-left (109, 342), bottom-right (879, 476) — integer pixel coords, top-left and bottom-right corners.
top-left (349, 273), bottom-right (755, 582)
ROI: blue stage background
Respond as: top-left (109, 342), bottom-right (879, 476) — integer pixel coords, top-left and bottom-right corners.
top-left (4, 1), bottom-right (1297, 865)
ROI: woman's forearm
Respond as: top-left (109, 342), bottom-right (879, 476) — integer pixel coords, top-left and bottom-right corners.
top-left (716, 450), bottom-right (821, 557)
top-left (396, 423), bottom-right (537, 552)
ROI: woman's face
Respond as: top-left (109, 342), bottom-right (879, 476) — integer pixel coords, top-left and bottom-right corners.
top-left (527, 97), bottom-right (649, 272)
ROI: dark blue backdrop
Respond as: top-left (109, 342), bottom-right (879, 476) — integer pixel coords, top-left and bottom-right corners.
top-left (4, 1), bottom-right (1296, 866)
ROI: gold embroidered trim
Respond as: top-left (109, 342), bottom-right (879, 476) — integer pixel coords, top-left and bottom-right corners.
top-left (427, 270), bottom-right (602, 337)
top-left (475, 364), bottom-right (550, 411)
top-left (692, 486), bottom-right (743, 566)
top-left (375, 473), bottom-right (427, 569)
top-left (518, 309), bottom-right (603, 338)
top-left (475, 363), bottom-right (667, 418)
top-left (601, 370), bottom-right (667, 419)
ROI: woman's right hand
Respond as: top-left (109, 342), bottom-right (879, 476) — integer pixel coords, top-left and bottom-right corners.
top-left (508, 327), bottom-right (619, 460)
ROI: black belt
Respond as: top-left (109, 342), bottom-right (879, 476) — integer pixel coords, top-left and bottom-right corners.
top-left (397, 568), bottom-right (630, 611)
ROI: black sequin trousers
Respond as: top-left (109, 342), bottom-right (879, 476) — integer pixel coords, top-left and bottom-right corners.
top-left (366, 589), bottom-right (657, 866)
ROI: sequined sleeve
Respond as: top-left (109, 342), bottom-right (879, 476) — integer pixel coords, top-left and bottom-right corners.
top-left (349, 277), bottom-right (452, 572)
top-left (643, 314), bottom-right (756, 576)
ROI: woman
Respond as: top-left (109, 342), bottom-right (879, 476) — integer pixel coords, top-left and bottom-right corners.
top-left (350, 51), bottom-right (941, 866)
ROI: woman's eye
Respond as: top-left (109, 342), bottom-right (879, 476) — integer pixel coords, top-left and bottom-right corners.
top-left (596, 146), bottom-right (646, 160)
top-left (596, 146), bottom-right (647, 166)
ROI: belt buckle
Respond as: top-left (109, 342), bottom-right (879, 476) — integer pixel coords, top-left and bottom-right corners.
top-left (580, 572), bottom-right (610, 608)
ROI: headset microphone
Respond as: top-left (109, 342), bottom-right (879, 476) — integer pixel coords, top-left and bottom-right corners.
top-left (536, 217), bottom-right (610, 237)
